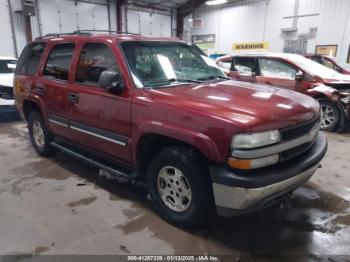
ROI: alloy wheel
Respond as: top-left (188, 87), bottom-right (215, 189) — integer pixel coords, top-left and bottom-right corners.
top-left (320, 104), bottom-right (335, 129)
top-left (32, 120), bottom-right (45, 147)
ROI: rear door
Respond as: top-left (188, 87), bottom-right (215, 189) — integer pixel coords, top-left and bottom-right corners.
top-left (15, 42), bottom-right (47, 116)
top-left (35, 42), bottom-right (76, 138)
top-left (67, 42), bottom-right (132, 162)
top-left (229, 56), bottom-right (257, 82)
top-left (255, 58), bottom-right (299, 91)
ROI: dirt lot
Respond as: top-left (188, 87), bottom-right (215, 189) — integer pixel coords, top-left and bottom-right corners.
top-left (0, 108), bottom-right (349, 259)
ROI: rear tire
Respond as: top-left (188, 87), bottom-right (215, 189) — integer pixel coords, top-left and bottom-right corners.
top-left (319, 100), bottom-right (340, 132)
top-left (147, 146), bottom-right (213, 228)
top-left (28, 111), bottom-right (56, 156)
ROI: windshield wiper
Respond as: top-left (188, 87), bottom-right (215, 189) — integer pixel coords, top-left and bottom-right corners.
top-left (197, 75), bottom-right (230, 81)
top-left (146, 78), bottom-right (203, 84)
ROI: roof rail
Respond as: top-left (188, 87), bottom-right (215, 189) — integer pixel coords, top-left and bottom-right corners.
top-left (74, 29), bottom-right (140, 35)
top-left (35, 30), bottom-right (140, 40)
top-left (35, 31), bottom-right (91, 40)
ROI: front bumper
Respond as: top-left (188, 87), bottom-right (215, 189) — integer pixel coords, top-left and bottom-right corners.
top-left (210, 132), bottom-right (328, 217)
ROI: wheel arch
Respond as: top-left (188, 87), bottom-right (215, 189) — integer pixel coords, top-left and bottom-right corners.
top-left (23, 99), bottom-right (43, 121)
top-left (133, 121), bottom-right (221, 172)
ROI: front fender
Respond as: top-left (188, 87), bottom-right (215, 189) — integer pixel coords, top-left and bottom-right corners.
top-left (307, 84), bottom-right (337, 101)
top-left (132, 120), bottom-right (222, 164)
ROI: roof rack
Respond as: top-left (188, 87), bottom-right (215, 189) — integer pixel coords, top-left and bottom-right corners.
top-left (74, 29), bottom-right (140, 35)
top-left (35, 31), bottom-right (91, 40)
top-left (35, 30), bottom-right (140, 40)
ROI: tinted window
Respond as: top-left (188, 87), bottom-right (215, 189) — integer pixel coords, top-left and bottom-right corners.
top-left (258, 58), bottom-right (298, 79)
top-left (322, 58), bottom-right (336, 70)
top-left (16, 42), bottom-right (46, 75)
top-left (76, 43), bottom-right (119, 86)
top-left (310, 56), bottom-right (323, 64)
top-left (0, 60), bottom-right (17, 73)
top-left (233, 57), bottom-right (256, 74)
top-left (43, 43), bottom-right (75, 80)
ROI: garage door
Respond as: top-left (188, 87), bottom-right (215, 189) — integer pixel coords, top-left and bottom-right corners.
top-left (0, 0), bottom-right (15, 57)
top-left (38, 0), bottom-right (109, 35)
top-left (127, 9), bottom-right (171, 37)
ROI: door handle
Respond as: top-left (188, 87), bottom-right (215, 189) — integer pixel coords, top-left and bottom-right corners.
top-left (68, 93), bottom-right (79, 104)
top-left (34, 85), bottom-right (46, 95)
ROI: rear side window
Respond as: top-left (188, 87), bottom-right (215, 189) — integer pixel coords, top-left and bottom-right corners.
top-left (76, 43), bottom-right (119, 86)
top-left (16, 42), bottom-right (47, 75)
top-left (218, 59), bottom-right (232, 70)
top-left (322, 58), bottom-right (336, 70)
top-left (310, 56), bottom-right (323, 64)
top-left (233, 57), bottom-right (256, 74)
top-left (43, 43), bottom-right (75, 81)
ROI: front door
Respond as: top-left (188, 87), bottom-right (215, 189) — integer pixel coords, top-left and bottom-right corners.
top-left (255, 58), bottom-right (299, 91)
top-left (68, 42), bottom-right (132, 163)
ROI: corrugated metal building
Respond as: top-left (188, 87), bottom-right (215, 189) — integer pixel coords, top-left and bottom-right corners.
top-left (188, 0), bottom-right (350, 62)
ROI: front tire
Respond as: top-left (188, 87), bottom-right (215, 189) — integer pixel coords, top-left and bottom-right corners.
top-left (28, 111), bottom-right (56, 156)
top-left (319, 100), bottom-right (340, 132)
top-left (147, 147), bottom-right (213, 227)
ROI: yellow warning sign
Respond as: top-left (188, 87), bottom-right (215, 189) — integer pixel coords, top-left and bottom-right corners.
top-left (233, 41), bottom-right (269, 51)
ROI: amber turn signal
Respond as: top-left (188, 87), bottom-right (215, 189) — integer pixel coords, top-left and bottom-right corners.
top-left (227, 154), bottom-right (279, 170)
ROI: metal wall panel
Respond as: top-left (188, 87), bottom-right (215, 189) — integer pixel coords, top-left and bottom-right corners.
top-left (126, 8), bottom-right (172, 36)
top-left (191, 0), bottom-right (350, 62)
top-left (0, 0), bottom-right (15, 56)
top-left (37, 0), bottom-right (110, 34)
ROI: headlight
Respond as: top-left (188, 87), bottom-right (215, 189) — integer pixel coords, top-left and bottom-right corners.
top-left (228, 154), bottom-right (279, 169)
top-left (231, 130), bottom-right (281, 149)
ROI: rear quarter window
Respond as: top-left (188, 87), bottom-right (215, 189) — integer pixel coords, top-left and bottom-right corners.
top-left (16, 42), bottom-right (47, 76)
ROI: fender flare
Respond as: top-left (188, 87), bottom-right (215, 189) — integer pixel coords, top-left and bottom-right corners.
top-left (132, 121), bottom-right (222, 164)
top-left (23, 95), bottom-right (49, 126)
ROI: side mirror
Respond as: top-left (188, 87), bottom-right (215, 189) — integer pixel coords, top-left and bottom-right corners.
top-left (295, 71), bottom-right (304, 81)
top-left (99, 70), bottom-right (124, 93)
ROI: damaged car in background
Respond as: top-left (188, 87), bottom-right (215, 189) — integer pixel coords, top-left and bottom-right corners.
top-left (305, 54), bottom-right (350, 75)
top-left (217, 53), bottom-right (350, 132)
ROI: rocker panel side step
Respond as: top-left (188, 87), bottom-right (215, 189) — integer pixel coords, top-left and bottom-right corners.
top-left (50, 142), bottom-right (138, 179)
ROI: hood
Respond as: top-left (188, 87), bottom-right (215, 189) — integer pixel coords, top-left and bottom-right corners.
top-left (318, 72), bottom-right (350, 83)
top-left (149, 80), bottom-right (319, 132)
top-left (319, 74), bottom-right (350, 91)
top-left (0, 73), bottom-right (14, 87)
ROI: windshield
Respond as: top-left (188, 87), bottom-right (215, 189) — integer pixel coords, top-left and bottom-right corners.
top-left (120, 41), bottom-right (224, 88)
top-left (0, 60), bottom-right (17, 73)
top-left (287, 54), bottom-right (341, 79)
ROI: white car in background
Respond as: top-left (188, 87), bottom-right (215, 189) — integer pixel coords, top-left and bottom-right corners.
top-left (0, 56), bottom-right (17, 106)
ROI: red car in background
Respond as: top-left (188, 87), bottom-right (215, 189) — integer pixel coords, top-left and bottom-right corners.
top-left (217, 53), bottom-right (350, 132)
top-left (305, 54), bottom-right (350, 75)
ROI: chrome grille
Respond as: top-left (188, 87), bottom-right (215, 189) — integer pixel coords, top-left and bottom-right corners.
top-left (280, 117), bottom-right (320, 141)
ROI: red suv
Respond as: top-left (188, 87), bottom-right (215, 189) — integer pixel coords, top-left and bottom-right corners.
top-left (217, 53), bottom-right (350, 132)
top-left (14, 32), bottom-right (327, 226)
